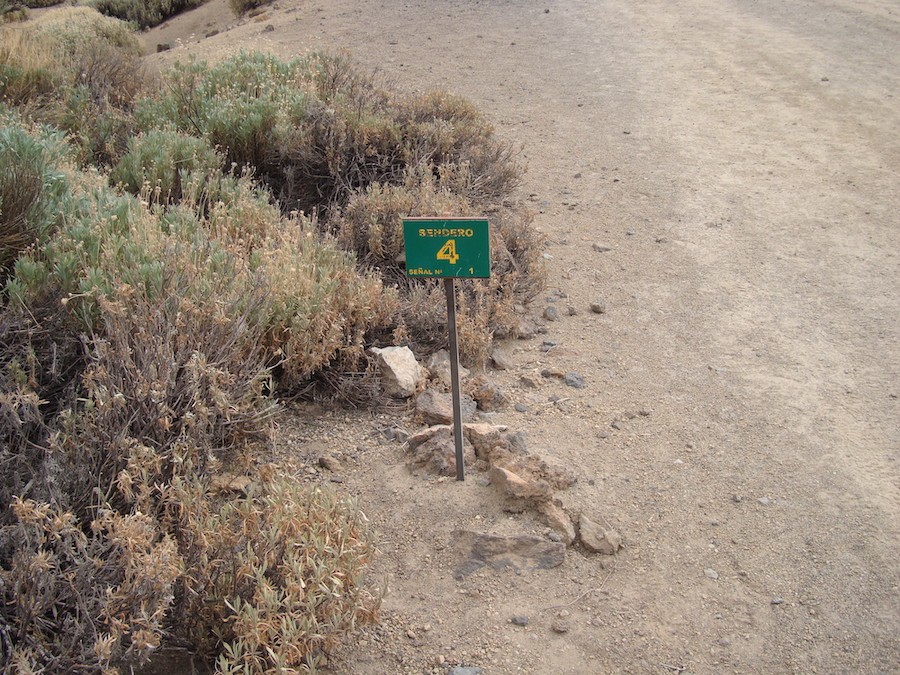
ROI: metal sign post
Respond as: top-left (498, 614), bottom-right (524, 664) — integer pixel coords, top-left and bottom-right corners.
top-left (444, 277), bottom-right (465, 481)
top-left (403, 218), bottom-right (491, 481)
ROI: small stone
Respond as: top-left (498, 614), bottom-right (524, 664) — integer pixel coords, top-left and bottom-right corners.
top-left (205, 29), bottom-right (219, 38)
top-left (592, 243), bottom-right (612, 253)
top-left (470, 375), bottom-right (508, 411)
top-left (491, 466), bottom-right (553, 505)
top-left (416, 388), bottom-right (477, 425)
top-left (538, 501), bottom-right (576, 545)
top-left (704, 568), bottom-right (719, 580)
top-left (515, 316), bottom-right (538, 338)
top-left (520, 374), bottom-right (541, 388)
top-left (449, 668), bottom-right (484, 675)
top-left (771, 597), bottom-right (785, 605)
top-left (551, 620), bottom-right (570, 634)
top-left (564, 372), bottom-right (584, 389)
top-left (732, 495), bottom-right (743, 503)
top-left (156, 43), bottom-right (173, 52)
top-left (610, 420), bottom-right (622, 430)
top-left (318, 455), bottom-right (344, 472)
top-left (540, 340), bottom-right (557, 353)
top-left (383, 426), bottom-right (410, 443)
top-left (578, 514), bottom-right (621, 554)
top-left (514, 403), bottom-right (528, 413)
top-left (544, 306), bottom-right (559, 321)
top-left (567, 305), bottom-right (578, 316)
top-left (541, 367), bottom-right (566, 379)
top-left (406, 629), bottom-right (416, 639)
top-left (427, 349), bottom-right (470, 387)
top-left (590, 300), bottom-right (607, 314)
top-left (491, 346), bottom-right (515, 370)
top-left (263, 23), bottom-right (275, 32)
top-left (510, 615), bottom-right (529, 626)
top-left (757, 497), bottom-right (771, 506)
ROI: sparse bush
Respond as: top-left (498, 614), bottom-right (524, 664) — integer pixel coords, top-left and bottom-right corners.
top-left (135, 51), bottom-right (519, 216)
top-left (87, 0), bottom-right (208, 29)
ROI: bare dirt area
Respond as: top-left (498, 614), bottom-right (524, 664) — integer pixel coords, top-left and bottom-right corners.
top-left (143, 1), bottom-right (899, 672)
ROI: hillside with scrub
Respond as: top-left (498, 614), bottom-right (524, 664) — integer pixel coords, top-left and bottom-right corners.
top-left (0, 4), bottom-right (544, 672)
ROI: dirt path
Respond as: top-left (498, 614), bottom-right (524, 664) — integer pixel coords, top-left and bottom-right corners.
top-left (146, 1), bottom-right (899, 672)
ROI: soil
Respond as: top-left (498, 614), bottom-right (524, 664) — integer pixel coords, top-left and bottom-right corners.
top-left (139, 0), bottom-right (899, 672)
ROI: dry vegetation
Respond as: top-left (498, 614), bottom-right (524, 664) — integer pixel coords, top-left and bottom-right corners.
top-left (0, 5), bottom-right (544, 673)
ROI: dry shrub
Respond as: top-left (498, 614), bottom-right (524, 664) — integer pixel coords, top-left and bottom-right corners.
top-left (166, 469), bottom-right (380, 671)
top-left (333, 172), bottom-right (543, 363)
top-left (0, 499), bottom-right (181, 672)
top-left (1, 185), bottom-right (385, 669)
top-left (0, 7), bottom-right (144, 164)
top-left (132, 51), bottom-right (542, 364)
top-left (0, 28), bottom-right (58, 102)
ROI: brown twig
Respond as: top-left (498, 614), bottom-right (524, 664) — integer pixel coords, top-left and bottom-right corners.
top-left (543, 567), bottom-right (614, 612)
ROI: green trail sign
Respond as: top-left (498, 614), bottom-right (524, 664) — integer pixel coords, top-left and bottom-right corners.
top-left (402, 218), bottom-right (490, 278)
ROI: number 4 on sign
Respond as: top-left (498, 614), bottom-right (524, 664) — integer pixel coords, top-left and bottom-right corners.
top-left (437, 239), bottom-right (459, 265)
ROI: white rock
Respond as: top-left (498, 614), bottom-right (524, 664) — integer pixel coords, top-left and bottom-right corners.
top-left (372, 346), bottom-right (424, 398)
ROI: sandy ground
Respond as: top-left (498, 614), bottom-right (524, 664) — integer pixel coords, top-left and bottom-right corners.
top-left (141, 0), bottom-right (899, 672)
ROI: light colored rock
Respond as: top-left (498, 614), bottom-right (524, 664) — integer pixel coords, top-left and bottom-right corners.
top-left (407, 424), bottom-right (452, 450)
top-left (407, 425), bottom-right (474, 477)
top-left (415, 388), bottom-right (477, 425)
top-left (470, 374), bottom-right (509, 411)
top-left (538, 501), bottom-right (576, 545)
top-left (491, 465), bottom-right (553, 508)
top-left (463, 423), bottom-right (507, 459)
top-left (578, 514), bottom-right (622, 555)
top-left (490, 346), bottom-right (515, 370)
top-left (372, 346), bottom-right (424, 398)
top-left (427, 349), bottom-right (470, 387)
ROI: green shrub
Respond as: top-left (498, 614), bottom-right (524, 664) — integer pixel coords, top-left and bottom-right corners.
top-left (87, 0), bottom-right (208, 29)
top-left (111, 129), bottom-right (223, 203)
top-left (0, 123), bottom-right (70, 281)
